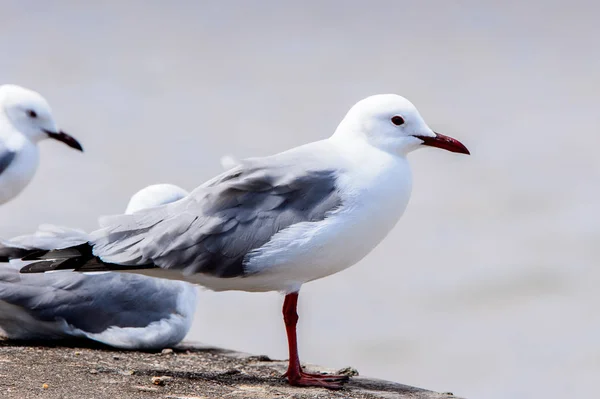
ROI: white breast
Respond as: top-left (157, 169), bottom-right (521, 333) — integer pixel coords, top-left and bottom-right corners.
top-left (194, 143), bottom-right (413, 293)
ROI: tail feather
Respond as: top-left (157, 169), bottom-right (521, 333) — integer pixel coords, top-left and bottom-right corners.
top-left (3, 181), bottom-right (190, 275)
top-left (0, 244), bottom-right (33, 262)
top-left (0, 225), bottom-right (90, 263)
top-left (18, 243), bottom-right (156, 274)
top-left (0, 225), bottom-right (152, 274)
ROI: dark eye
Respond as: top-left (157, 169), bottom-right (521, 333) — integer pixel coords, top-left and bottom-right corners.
top-left (391, 116), bottom-right (405, 126)
top-left (27, 110), bottom-right (37, 118)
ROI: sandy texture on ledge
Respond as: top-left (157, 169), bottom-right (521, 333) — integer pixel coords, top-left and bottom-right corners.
top-left (0, 340), bottom-right (461, 399)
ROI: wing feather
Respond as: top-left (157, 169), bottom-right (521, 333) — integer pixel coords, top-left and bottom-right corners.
top-left (91, 158), bottom-right (342, 278)
top-left (0, 143), bottom-right (16, 175)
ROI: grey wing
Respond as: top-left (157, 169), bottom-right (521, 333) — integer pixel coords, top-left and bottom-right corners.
top-left (3, 225), bottom-right (89, 251)
top-left (0, 269), bottom-right (184, 334)
top-left (92, 157), bottom-right (343, 278)
top-left (1, 225), bottom-right (90, 262)
top-left (0, 142), bottom-right (16, 175)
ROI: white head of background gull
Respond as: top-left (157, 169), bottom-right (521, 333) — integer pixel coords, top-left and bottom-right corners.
top-left (219, 154), bottom-right (240, 170)
top-left (0, 84), bottom-right (83, 205)
top-left (18, 94), bottom-right (469, 388)
top-left (125, 183), bottom-right (190, 215)
top-left (0, 184), bottom-right (197, 350)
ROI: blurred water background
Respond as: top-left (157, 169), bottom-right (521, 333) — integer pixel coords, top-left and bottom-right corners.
top-left (0, 2), bottom-right (598, 398)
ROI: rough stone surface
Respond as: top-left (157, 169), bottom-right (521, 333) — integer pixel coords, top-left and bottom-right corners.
top-left (0, 340), bottom-right (463, 399)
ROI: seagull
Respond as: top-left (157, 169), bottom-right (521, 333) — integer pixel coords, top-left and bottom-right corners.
top-left (0, 184), bottom-right (198, 350)
top-left (0, 84), bottom-right (83, 205)
top-left (18, 94), bottom-right (469, 388)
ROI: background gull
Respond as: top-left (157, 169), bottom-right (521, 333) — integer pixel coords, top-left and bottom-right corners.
top-left (0, 184), bottom-right (198, 350)
top-left (18, 94), bottom-right (469, 388)
top-left (0, 85), bottom-right (83, 205)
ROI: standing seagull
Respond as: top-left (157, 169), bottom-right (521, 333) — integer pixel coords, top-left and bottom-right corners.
top-left (0, 85), bottom-right (83, 205)
top-left (20, 94), bottom-right (469, 388)
top-left (0, 184), bottom-right (197, 349)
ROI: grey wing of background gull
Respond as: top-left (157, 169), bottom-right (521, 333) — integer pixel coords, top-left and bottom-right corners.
top-left (0, 267), bottom-right (195, 348)
top-left (0, 142), bottom-right (16, 176)
top-left (0, 225), bottom-right (89, 261)
top-left (88, 148), bottom-right (344, 278)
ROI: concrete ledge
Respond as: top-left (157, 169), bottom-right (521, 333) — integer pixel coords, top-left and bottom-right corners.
top-left (0, 340), bottom-right (462, 399)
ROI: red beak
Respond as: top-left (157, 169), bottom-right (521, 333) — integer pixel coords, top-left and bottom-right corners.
top-left (414, 132), bottom-right (470, 155)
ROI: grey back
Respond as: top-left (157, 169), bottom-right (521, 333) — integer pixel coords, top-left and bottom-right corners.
top-left (92, 147), bottom-right (343, 278)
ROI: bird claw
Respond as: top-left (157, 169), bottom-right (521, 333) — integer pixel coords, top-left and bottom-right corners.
top-left (286, 370), bottom-right (350, 389)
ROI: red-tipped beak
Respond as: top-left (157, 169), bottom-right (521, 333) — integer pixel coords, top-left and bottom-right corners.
top-left (414, 132), bottom-right (470, 155)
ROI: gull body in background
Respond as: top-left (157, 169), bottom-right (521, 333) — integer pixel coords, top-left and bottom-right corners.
top-left (0, 85), bottom-right (83, 205)
top-left (0, 184), bottom-right (198, 350)
top-left (18, 94), bottom-right (469, 388)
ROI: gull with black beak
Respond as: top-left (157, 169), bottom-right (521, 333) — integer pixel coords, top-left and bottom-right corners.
top-left (0, 84), bottom-right (83, 205)
top-left (18, 94), bottom-right (469, 389)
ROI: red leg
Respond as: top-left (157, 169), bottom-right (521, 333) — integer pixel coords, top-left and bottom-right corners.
top-left (282, 292), bottom-right (350, 389)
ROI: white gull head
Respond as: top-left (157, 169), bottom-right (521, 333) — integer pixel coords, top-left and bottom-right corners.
top-left (125, 184), bottom-right (189, 214)
top-left (0, 84), bottom-right (82, 150)
top-left (332, 94), bottom-right (469, 156)
top-left (219, 154), bottom-right (240, 170)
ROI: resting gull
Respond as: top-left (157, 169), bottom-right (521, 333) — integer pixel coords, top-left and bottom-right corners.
top-left (0, 184), bottom-right (197, 350)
